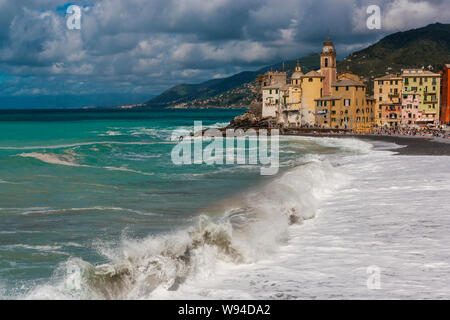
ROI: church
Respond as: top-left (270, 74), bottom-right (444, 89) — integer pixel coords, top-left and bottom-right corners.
top-left (261, 38), bottom-right (375, 132)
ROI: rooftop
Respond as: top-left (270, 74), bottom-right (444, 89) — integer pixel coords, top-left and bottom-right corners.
top-left (302, 70), bottom-right (324, 78)
top-left (332, 79), bottom-right (365, 87)
top-left (401, 69), bottom-right (441, 76)
top-left (374, 74), bottom-right (402, 80)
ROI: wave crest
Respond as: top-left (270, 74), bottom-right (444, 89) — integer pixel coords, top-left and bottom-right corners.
top-left (26, 157), bottom-right (348, 300)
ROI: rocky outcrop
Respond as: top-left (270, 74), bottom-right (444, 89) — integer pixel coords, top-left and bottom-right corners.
top-left (227, 104), bottom-right (273, 129)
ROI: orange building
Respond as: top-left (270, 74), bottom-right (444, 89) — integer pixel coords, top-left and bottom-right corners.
top-left (441, 64), bottom-right (450, 124)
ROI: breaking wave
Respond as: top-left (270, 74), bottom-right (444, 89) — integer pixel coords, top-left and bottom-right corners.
top-left (25, 156), bottom-right (348, 300)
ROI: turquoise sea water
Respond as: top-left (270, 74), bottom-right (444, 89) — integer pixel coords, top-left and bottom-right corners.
top-left (0, 108), bottom-right (343, 299)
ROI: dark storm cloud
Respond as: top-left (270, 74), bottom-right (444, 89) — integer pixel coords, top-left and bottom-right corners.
top-left (0, 0), bottom-right (448, 99)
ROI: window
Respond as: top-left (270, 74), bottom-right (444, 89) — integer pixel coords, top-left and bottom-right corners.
top-left (379, 97), bottom-right (382, 101)
top-left (325, 58), bottom-right (328, 67)
top-left (332, 100), bottom-right (335, 106)
top-left (344, 99), bottom-right (350, 106)
top-left (335, 87), bottom-right (339, 91)
top-left (378, 81), bottom-right (382, 85)
top-left (346, 86), bottom-right (349, 91)
top-left (379, 88), bottom-right (382, 93)
top-left (269, 89), bottom-right (272, 94)
top-left (308, 78), bottom-right (313, 82)
top-left (324, 101), bottom-right (327, 107)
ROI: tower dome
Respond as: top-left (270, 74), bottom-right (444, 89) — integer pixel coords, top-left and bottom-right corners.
top-left (291, 61), bottom-right (303, 79)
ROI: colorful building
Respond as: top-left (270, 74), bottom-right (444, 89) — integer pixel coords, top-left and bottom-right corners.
top-left (374, 74), bottom-right (402, 127)
top-left (401, 69), bottom-right (441, 126)
top-left (401, 93), bottom-right (421, 126)
top-left (441, 64), bottom-right (450, 124)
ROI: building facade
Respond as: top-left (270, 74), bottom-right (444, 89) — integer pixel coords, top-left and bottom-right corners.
top-left (261, 71), bottom-right (287, 118)
top-left (441, 64), bottom-right (450, 124)
top-left (401, 69), bottom-right (441, 126)
top-left (374, 74), bottom-right (402, 127)
top-left (401, 93), bottom-right (421, 126)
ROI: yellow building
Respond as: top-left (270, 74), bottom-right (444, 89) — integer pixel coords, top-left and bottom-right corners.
top-left (315, 73), bottom-right (371, 131)
top-left (374, 74), bottom-right (402, 127)
top-left (401, 69), bottom-right (441, 125)
top-left (299, 70), bottom-right (324, 124)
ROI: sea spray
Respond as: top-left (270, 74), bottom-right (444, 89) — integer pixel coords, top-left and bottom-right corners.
top-left (25, 156), bottom-right (348, 300)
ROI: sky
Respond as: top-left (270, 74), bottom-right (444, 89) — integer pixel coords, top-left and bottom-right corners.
top-left (0, 0), bottom-right (449, 108)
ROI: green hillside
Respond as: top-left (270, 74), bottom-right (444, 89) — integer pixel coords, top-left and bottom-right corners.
top-left (338, 23), bottom-right (450, 93)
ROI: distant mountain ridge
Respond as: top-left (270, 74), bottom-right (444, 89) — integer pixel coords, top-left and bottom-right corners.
top-left (147, 53), bottom-right (320, 108)
top-left (147, 23), bottom-right (450, 108)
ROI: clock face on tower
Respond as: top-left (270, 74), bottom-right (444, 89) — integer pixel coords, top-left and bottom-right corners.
top-left (324, 47), bottom-right (329, 53)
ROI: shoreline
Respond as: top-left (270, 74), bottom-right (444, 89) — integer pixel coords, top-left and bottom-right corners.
top-left (293, 133), bottom-right (450, 156)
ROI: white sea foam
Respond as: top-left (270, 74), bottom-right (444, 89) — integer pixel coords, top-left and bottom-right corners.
top-left (19, 206), bottom-right (152, 216)
top-left (0, 141), bottom-right (171, 150)
top-left (17, 152), bottom-right (154, 176)
top-left (157, 146), bottom-right (450, 299)
top-left (5, 244), bottom-right (62, 252)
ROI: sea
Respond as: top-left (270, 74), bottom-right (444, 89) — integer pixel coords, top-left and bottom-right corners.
top-left (1, 108), bottom-right (450, 299)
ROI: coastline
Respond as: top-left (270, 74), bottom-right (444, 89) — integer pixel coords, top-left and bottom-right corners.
top-left (218, 123), bottom-right (450, 156)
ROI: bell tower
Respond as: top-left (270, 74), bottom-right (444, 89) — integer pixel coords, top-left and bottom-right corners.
top-left (320, 37), bottom-right (337, 96)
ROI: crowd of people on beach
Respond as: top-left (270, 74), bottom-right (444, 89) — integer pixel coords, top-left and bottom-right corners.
top-left (268, 120), bottom-right (450, 139)
top-left (372, 126), bottom-right (450, 139)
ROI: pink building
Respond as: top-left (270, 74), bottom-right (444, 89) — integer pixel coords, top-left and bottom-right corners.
top-left (401, 93), bottom-right (421, 127)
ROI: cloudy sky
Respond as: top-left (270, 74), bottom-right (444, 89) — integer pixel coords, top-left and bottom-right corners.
top-left (0, 0), bottom-right (448, 107)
